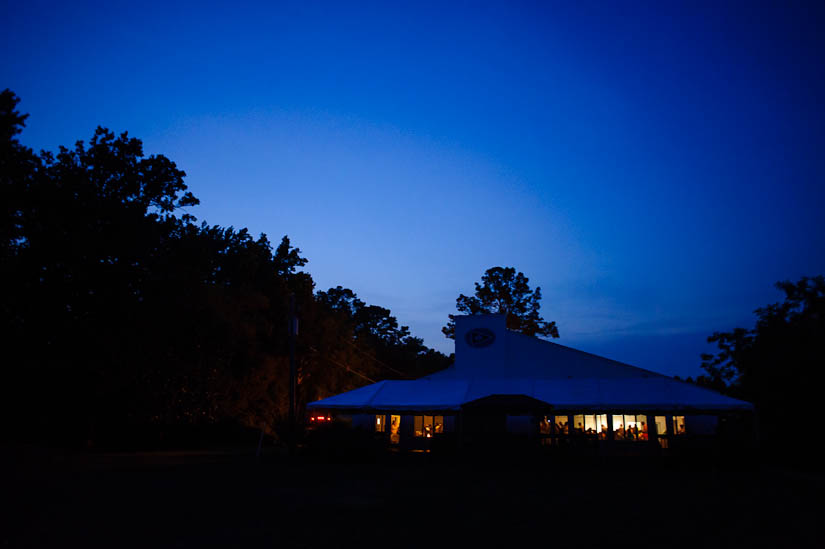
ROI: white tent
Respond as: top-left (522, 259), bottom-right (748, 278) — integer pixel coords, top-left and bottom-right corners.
top-left (308, 314), bottom-right (752, 413)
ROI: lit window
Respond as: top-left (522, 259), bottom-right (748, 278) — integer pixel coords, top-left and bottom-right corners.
top-left (573, 414), bottom-right (584, 434)
top-left (579, 414), bottom-right (608, 437)
top-left (390, 415), bottom-right (400, 444)
top-left (561, 414), bottom-right (610, 437)
top-left (584, 415), bottom-right (597, 434)
top-left (553, 415), bottom-right (569, 435)
top-left (673, 415), bottom-right (686, 435)
top-left (614, 414), bottom-right (648, 441)
top-left (597, 414), bottom-right (608, 439)
top-left (654, 416), bottom-right (668, 448)
top-left (626, 414), bottom-right (649, 440)
top-left (375, 415), bottom-right (386, 433)
top-left (423, 415), bottom-right (433, 437)
top-left (624, 415), bottom-right (639, 440)
top-left (539, 416), bottom-right (553, 445)
top-left (612, 415), bottom-right (625, 439)
top-left (654, 416), bottom-right (667, 435)
top-left (413, 415), bottom-right (445, 437)
top-left (539, 416), bottom-right (552, 435)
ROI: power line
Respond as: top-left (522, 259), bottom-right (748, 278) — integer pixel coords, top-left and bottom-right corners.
top-left (307, 346), bottom-right (377, 383)
top-left (342, 338), bottom-right (408, 378)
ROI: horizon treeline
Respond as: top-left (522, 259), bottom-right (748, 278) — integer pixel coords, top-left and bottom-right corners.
top-left (0, 89), bottom-right (451, 448)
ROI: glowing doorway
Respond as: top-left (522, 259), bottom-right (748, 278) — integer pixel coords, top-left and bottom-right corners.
top-left (390, 415), bottom-right (401, 444)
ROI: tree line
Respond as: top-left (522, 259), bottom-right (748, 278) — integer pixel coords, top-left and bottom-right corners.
top-left (4, 87), bottom-right (820, 455)
top-left (697, 276), bottom-right (824, 456)
top-left (0, 89), bottom-right (450, 448)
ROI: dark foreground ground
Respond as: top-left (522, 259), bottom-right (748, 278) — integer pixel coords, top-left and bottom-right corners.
top-left (3, 445), bottom-right (823, 548)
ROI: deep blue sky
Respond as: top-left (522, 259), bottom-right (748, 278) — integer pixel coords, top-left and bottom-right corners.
top-left (3, 1), bottom-right (824, 377)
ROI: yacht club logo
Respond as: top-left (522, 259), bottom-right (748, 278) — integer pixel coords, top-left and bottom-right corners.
top-left (465, 328), bottom-right (495, 348)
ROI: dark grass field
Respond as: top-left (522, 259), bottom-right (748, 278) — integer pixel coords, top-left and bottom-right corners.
top-left (3, 445), bottom-right (823, 548)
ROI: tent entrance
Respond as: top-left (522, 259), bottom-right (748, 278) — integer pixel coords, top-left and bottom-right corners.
top-left (461, 410), bottom-right (507, 436)
top-left (389, 415), bottom-right (400, 444)
top-left (460, 394), bottom-right (552, 445)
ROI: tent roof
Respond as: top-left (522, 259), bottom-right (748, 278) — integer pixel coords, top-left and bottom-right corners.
top-left (307, 376), bottom-right (752, 412)
top-left (307, 315), bottom-right (752, 412)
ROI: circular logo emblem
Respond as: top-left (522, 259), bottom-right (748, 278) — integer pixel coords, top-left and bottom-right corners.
top-left (465, 328), bottom-right (495, 348)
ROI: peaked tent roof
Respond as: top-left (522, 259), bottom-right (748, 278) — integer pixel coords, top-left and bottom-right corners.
top-left (307, 315), bottom-right (752, 412)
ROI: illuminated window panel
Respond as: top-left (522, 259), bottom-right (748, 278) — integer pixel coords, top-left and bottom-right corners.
top-left (654, 416), bottom-right (668, 448)
top-left (413, 415), bottom-right (444, 437)
top-left (553, 415), bottom-right (569, 435)
top-left (423, 415), bottom-right (433, 437)
top-left (639, 415), bottom-right (649, 440)
top-left (673, 415), bottom-right (686, 435)
top-left (573, 414), bottom-right (585, 434)
top-left (539, 416), bottom-right (552, 435)
top-left (624, 414), bottom-right (639, 440)
top-left (613, 414), bottom-right (648, 441)
top-left (390, 415), bottom-right (400, 444)
top-left (625, 414), bottom-right (649, 440)
top-left (375, 414), bottom-right (386, 433)
top-left (584, 414), bottom-right (597, 434)
top-left (539, 416), bottom-right (553, 445)
top-left (597, 414), bottom-right (609, 439)
top-left (612, 415), bottom-right (625, 440)
top-left (654, 416), bottom-right (667, 435)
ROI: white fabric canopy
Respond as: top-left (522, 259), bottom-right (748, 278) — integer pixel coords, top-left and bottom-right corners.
top-left (307, 315), bottom-right (752, 412)
top-left (307, 376), bottom-right (752, 411)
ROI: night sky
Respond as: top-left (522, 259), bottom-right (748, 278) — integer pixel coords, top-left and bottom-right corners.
top-left (3, 1), bottom-right (824, 378)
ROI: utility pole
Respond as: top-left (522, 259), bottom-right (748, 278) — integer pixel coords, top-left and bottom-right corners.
top-left (288, 293), bottom-right (298, 456)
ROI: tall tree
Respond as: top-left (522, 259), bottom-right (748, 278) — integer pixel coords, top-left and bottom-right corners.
top-left (0, 89), bottom-right (35, 262)
top-left (1, 89), bottom-right (451, 447)
top-left (317, 285), bottom-right (452, 379)
top-left (701, 276), bottom-right (825, 447)
top-left (442, 266), bottom-right (559, 339)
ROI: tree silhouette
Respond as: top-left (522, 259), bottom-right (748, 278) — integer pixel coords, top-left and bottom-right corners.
top-left (317, 285), bottom-right (452, 379)
top-left (701, 275), bottom-right (825, 449)
top-left (442, 266), bottom-right (559, 339)
top-left (1, 89), bottom-right (450, 448)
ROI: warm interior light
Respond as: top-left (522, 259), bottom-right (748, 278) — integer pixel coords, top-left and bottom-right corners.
top-left (390, 415), bottom-right (400, 444)
top-left (655, 416), bottom-right (666, 435)
top-left (413, 415), bottom-right (442, 437)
